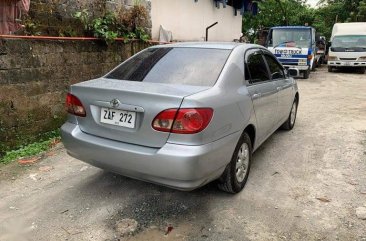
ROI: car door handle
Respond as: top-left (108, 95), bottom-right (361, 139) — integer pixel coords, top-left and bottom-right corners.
top-left (252, 93), bottom-right (262, 99)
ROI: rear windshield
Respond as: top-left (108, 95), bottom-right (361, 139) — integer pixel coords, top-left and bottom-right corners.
top-left (106, 47), bottom-right (231, 86)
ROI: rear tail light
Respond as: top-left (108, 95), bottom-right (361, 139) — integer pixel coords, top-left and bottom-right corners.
top-left (66, 93), bottom-right (86, 117)
top-left (152, 108), bottom-right (213, 134)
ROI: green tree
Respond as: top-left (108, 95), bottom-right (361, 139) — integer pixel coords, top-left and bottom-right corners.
top-left (351, 0), bottom-right (366, 21)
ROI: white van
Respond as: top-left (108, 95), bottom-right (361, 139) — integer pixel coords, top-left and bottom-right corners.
top-left (328, 22), bottom-right (366, 74)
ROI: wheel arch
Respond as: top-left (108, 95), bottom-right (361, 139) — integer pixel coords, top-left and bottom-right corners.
top-left (243, 124), bottom-right (256, 149)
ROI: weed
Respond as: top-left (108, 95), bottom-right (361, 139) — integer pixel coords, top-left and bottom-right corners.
top-left (74, 3), bottom-right (150, 44)
top-left (0, 130), bottom-right (61, 164)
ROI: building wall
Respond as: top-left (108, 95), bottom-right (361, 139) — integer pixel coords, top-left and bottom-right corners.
top-left (0, 39), bottom-right (151, 154)
top-left (150, 0), bottom-right (242, 42)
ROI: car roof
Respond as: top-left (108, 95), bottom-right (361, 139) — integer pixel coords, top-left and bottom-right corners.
top-left (150, 42), bottom-right (263, 50)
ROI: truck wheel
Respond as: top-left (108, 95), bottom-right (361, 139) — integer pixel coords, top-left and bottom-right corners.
top-left (303, 69), bottom-right (310, 79)
top-left (328, 66), bottom-right (333, 72)
top-left (217, 132), bottom-right (252, 194)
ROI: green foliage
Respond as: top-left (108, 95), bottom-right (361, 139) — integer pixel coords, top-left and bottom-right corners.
top-left (314, 0), bottom-right (366, 38)
top-left (312, 3), bottom-right (344, 38)
top-left (134, 27), bottom-right (150, 42)
top-left (22, 18), bottom-right (42, 36)
top-left (351, 0), bottom-right (366, 21)
top-left (0, 130), bottom-right (60, 164)
top-left (74, 4), bottom-right (150, 44)
top-left (243, 0), bottom-right (366, 42)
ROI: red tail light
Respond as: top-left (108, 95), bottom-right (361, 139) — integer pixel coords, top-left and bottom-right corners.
top-left (152, 108), bottom-right (213, 134)
top-left (66, 93), bottom-right (86, 117)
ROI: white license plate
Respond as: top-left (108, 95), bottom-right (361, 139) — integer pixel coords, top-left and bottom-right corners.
top-left (100, 108), bottom-right (136, 128)
top-left (344, 62), bottom-right (351, 66)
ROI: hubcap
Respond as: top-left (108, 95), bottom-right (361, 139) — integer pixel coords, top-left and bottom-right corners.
top-left (235, 143), bottom-right (250, 183)
top-left (290, 101), bottom-right (297, 126)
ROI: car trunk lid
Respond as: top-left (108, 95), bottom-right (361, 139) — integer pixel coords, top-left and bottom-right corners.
top-left (70, 78), bottom-right (209, 148)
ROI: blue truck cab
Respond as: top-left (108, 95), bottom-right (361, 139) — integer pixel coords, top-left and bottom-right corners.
top-left (266, 26), bottom-right (317, 79)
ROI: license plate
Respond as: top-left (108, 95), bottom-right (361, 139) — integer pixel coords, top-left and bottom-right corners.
top-left (100, 108), bottom-right (136, 128)
top-left (344, 62), bottom-right (350, 66)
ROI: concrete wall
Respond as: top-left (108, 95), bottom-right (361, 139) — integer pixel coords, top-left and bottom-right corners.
top-left (0, 39), bottom-right (150, 154)
top-left (150, 0), bottom-right (242, 42)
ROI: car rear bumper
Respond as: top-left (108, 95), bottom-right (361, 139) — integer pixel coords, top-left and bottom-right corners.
top-left (61, 122), bottom-right (241, 191)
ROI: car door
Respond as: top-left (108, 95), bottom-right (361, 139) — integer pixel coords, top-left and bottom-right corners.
top-left (262, 52), bottom-right (294, 127)
top-left (245, 50), bottom-right (279, 144)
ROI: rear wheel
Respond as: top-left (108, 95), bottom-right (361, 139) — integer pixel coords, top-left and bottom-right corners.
top-left (281, 97), bottom-right (298, 130)
top-left (217, 133), bottom-right (252, 194)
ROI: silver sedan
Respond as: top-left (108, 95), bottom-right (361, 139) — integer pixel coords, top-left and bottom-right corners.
top-left (61, 42), bottom-right (299, 193)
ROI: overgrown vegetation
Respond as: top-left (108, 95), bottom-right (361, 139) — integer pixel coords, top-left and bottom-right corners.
top-left (0, 130), bottom-right (60, 164)
top-left (74, 4), bottom-right (150, 44)
top-left (243, 0), bottom-right (366, 41)
top-left (16, 0), bottom-right (150, 43)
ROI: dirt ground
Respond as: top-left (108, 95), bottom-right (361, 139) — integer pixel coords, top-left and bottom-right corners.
top-left (1, 67), bottom-right (366, 241)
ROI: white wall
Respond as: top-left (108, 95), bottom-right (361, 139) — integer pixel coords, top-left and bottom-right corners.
top-left (150, 0), bottom-right (242, 42)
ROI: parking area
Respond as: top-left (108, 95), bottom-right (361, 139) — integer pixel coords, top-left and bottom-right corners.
top-left (0, 66), bottom-right (366, 241)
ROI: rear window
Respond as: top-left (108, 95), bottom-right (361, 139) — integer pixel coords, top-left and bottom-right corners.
top-left (106, 47), bottom-right (231, 86)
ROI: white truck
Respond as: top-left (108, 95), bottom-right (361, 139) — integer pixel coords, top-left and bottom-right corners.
top-left (328, 22), bottom-right (366, 74)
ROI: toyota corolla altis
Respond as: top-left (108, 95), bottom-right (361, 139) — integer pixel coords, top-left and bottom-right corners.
top-left (61, 42), bottom-right (299, 193)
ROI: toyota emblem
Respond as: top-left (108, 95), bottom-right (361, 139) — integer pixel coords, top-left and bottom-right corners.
top-left (110, 99), bottom-right (121, 108)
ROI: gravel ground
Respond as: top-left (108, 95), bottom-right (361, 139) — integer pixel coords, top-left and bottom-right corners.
top-left (1, 67), bottom-right (366, 241)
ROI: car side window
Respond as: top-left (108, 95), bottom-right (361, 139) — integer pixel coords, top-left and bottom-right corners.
top-left (247, 53), bottom-right (270, 84)
top-left (263, 54), bottom-right (285, 80)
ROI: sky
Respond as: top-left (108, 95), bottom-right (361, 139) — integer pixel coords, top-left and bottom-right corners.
top-left (307, 0), bottom-right (320, 7)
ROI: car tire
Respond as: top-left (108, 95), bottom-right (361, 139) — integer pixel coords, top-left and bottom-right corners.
top-left (303, 69), bottom-right (310, 79)
top-left (328, 66), bottom-right (333, 72)
top-left (360, 67), bottom-right (366, 74)
top-left (217, 132), bottom-right (252, 194)
top-left (281, 97), bottom-right (298, 130)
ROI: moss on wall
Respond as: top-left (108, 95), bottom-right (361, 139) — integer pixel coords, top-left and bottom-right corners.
top-left (0, 39), bottom-right (152, 156)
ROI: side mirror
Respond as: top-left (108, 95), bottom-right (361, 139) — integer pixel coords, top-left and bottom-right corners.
top-left (287, 68), bottom-right (299, 77)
